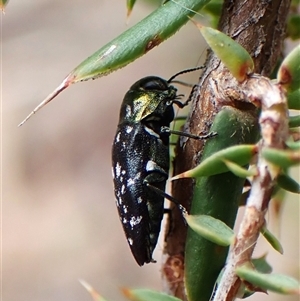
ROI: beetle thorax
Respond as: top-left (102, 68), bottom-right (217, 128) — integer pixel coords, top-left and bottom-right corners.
top-left (119, 88), bottom-right (177, 125)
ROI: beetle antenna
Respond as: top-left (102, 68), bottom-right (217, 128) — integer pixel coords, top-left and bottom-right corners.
top-left (167, 65), bottom-right (205, 83)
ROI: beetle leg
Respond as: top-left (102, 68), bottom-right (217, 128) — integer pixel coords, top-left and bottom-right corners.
top-left (160, 126), bottom-right (217, 140)
top-left (145, 182), bottom-right (188, 218)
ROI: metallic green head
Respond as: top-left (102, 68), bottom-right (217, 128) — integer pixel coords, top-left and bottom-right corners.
top-left (119, 76), bottom-right (178, 124)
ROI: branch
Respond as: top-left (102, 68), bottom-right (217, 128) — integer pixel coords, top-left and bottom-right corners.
top-left (163, 0), bottom-right (291, 299)
top-left (213, 76), bottom-right (289, 300)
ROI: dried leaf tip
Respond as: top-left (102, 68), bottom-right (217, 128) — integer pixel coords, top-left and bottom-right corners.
top-left (18, 76), bottom-right (73, 127)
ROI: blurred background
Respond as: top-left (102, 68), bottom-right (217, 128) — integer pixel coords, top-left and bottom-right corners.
top-left (2, 1), bottom-right (299, 301)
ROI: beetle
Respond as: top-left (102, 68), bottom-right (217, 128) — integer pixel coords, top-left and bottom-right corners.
top-left (111, 68), bottom-right (215, 266)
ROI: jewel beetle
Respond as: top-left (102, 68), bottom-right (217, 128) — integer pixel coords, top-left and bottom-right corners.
top-left (111, 67), bottom-right (215, 266)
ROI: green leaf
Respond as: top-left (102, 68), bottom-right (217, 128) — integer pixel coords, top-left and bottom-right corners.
top-left (287, 14), bottom-right (300, 40)
top-left (195, 25), bottom-right (254, 81)
top-left (236, 266), bottom-right (300, 295)
top-left (202, 0), bottom-right (223, 17)
top-left (260, 225), bottom-right (284, 254)
top-left (252, 254), bottom-right (272, 274)
top-left (79, 280), bottom-right (109, 301)
top-left (72, 0), bottom-right (208, 82)
top-left (277, 45), bottom-right (300, 92)
top-left (127, 0), bottom-right (137, 18)
top-left (202, 0), bottom-right (223, 27)
top-left (186, 215), bottom-right (235, 246)
top-left (122, 288), bottom-right (182, 301)
top-left (240, 256), bottom-right (273, 298)
top-left (185, 107), bottom-right (259, 301)
top-left (222, 159), bottom-right (257, 178)
top-left (262, 148), bottom-right (300, 168)
top-left (287, 89), bottom-right (300, 110)
top-left (291, 0), bottom-right (300, 7)
top-left (0, 0), bottom-right (8, 11)
top-left (18, 0), bottom-right (210, 126)
top-left (289, 115), bottom-right (300, 128)
top-left (172, 144), bottom-right (257, 179)
top-left (286, 140), bottom-right (300, 150)
top-left (277, 173), bottom-right (300, 193)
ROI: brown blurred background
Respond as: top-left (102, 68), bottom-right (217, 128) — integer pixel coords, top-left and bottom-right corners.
top-left (2, 1), bottom-right (299, 301)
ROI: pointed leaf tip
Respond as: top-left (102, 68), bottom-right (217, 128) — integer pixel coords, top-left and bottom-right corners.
top-left (172, 144), bottom-right (257, 179)
top-left (19, 0), bottom-right (210, 127)
top-left (79, 279), bottom-right (108, 301)
top-left (261, 225), bottom-right (284, 254)
top-left (223, 159), bottom-right (258, 178)
top-left (127, 0), bottom-right (137, 19)
top-left (0, 0), bottom-right (9, 11)
top-left (18, 74), bottom-right (75, 126)
top-left (122, 288), bottom-right (182, 301)
top-left (277, 45), bottom-right (300, 92)
top-left (195, 24), bottom-right (254, 81)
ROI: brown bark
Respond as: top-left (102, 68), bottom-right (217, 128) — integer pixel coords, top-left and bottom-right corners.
top-left (162, 0), bottom-right (291, 299)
